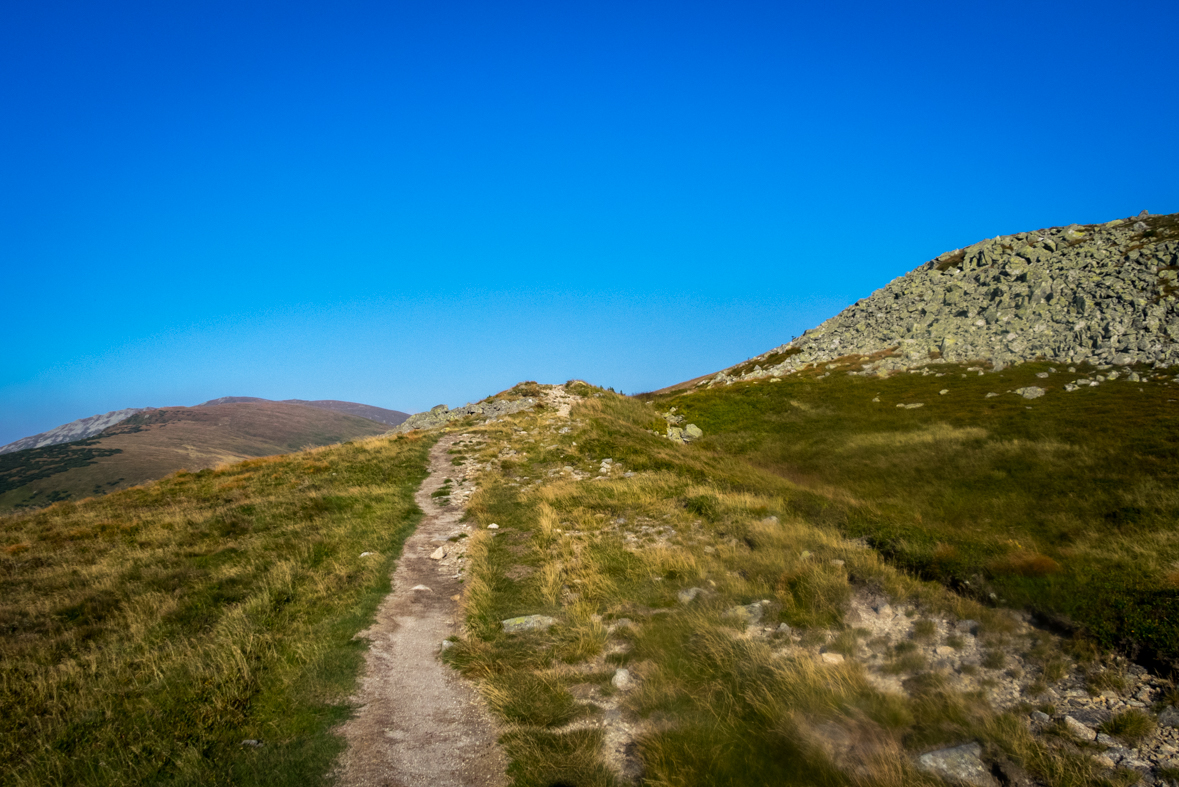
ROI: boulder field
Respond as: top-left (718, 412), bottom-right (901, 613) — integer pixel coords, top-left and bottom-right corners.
top-left (712, 211), bottom-right (1179, 384)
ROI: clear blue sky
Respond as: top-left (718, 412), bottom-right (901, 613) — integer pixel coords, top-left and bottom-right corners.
top-left (2, 0), bottom-right (1176, 445)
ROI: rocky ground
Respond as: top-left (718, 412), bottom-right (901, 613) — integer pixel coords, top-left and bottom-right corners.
top-left (708, 211), bottom-right (1179, 387)
top-left (392, 397), bottom-right (540, 433)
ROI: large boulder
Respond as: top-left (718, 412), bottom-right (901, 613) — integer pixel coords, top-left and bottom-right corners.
top-left (916, 742), bottom-right (998, 787)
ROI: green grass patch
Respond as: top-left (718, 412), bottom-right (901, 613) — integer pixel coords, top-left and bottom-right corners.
top-left (0, 433), bottom-right (433, 786)
top-left (646, 361), bottom-right (1179, 668)
top-left (1099, 709), bottom-right (1156, 745)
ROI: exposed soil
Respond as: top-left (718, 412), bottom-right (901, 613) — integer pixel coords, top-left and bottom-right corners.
top-left (334, 432), bottom-right (507, 787)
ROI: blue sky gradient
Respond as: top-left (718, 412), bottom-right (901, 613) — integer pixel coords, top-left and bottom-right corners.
top-left (3, 0), bottom-right (1177, 444)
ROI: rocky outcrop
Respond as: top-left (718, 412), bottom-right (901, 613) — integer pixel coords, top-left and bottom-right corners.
top-left (659, 407), bottom-right (703, 444)
top-left (0, 408), bottom-right (150, 455)
top-left (710, 212), bottom-right (1179, 384)
top-left (392, 398), bottom-right (539, 433)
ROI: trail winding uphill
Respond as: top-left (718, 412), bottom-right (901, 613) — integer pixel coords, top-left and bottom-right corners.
top-left (333, 432), bottom-right (507, 787)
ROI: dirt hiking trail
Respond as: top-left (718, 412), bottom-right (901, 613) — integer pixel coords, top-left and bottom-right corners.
top-left (334, 431), bottom-right (507, 787)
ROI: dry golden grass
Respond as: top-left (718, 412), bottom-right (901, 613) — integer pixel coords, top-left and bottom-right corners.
top-left (438, 390), bottom-right (1108, 786)
top-left (0, 432), bottom-right (432, 786)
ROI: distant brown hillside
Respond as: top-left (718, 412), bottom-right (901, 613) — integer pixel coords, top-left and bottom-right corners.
top-left (0, 401), bottom-right (389, 512)
top-left (198, 396), bottom-right (409, 426)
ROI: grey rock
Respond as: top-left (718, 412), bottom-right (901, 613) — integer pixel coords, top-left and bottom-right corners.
top-left (241, 739), bottom-right (263, 747)
top-left (725, 601), bottom-right (766, 624)
top-left (1068, 707), bottom-right (1110, 727)
top-left (1092, 753), bottom-right (1117, 769)
top-left (1159, 706), bottom-right (1179, 728)
top-left (916, 742), bottom-right (999, 787)
top-left (1030, 711), bottom-right (1051, 723)
top-left (501, 615), bottom-right (557, 633)
top-left (1063, 715), bottom-right (1097, 740)
top-left (611, 668), bottom-right (635, 691)
top-left (1014, 386), bottom-right (1046, 399)
top-left (683, 423), bottom-right (704, 441)
top-left (395, 396), bottom-right (540, 433)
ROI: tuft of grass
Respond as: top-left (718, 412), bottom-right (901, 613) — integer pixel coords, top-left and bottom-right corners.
top-left (1099, 709), bottom-right (1156, 745)
top-left (883, 650), bottom-right (927, 675)
top-left (484, 672), bottom-right (588, 727)
top-left (982, 650), bottom-right (1008, 670)
top-left (1086, 668), bottom-right (1128, 695)
top-left (500, 728), bottom-right (620, 787)
top-left (911, 618), bottom-right (938, 641)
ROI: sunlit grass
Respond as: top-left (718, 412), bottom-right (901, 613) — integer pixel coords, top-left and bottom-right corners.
top-left (0, 433), bottom-right (432, 786)
top-left (645, 360), bottom-right (1179, 666)
top-left (445, 388), bottom-right (1105, 785)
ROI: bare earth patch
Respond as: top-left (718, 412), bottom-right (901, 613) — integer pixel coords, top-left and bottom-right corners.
top-left (334, 433), bottom-right (508, 787)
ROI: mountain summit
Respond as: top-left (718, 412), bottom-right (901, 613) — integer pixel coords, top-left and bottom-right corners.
top-left (0, 408), bottom-right (150, 455)
top-left (706, 211), bottom-right (1178, 386)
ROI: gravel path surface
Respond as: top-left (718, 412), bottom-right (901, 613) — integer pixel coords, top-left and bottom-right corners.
top-left (334, 432), bottom-right (507, 787)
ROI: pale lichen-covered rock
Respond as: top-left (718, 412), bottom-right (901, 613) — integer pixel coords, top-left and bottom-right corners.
top-left (501, 615), bottom-right (556, 633)
top-left (916, 742), bottom-right (999, 787)
top-left (724, 601), bottom-right (767, 624)
top-left (1063, 715), bottom-right (1097, 740)
top-left (1014, 386), bottom-right (1046, 399)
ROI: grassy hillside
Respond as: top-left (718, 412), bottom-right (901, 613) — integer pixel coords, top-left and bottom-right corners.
top-left (0, 432), bottom-right (431, 786)
top-left (643, 361), bottom-right (1179, 670)
top-left (438, 385), bottom-right (1172, 787)
top-left (0, 402), bottom-right (391, 513)
top-left (5, 369), bottom-right (1178, 787)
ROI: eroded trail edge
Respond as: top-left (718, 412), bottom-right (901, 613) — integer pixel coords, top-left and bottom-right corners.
top-left (335, 432), bottom-right (507, 787)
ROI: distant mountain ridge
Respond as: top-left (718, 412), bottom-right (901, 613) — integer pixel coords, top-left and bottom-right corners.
top-left (198, 397), bottom-right (409, 426)
top-left (1, 397), bottom-right (408, 457)
top-left (0, 400), bottom-right (395, 511)
top-left (0, 408), bottom-right (151, 455)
